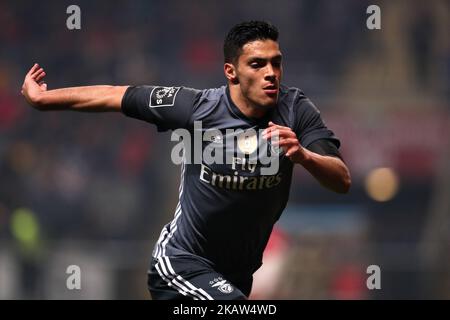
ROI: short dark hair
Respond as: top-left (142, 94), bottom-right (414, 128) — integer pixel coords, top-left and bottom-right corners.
top-left (224, 20), bottom-right (279, 64)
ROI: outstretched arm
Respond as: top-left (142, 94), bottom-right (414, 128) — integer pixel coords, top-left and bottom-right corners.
top-left (263, 122), bottom-right (351, 194)
top-left (21, 63), bottom-right (129, 112)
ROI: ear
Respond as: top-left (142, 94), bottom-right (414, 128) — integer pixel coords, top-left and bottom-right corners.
top-left (224, 63), bottom-right (239, 84)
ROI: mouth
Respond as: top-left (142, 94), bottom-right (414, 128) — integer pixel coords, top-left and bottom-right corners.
top-left (263, 85), bottom-right (278, 96)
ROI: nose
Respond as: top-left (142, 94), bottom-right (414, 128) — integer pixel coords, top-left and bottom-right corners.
top-left (264, 64), bottom-right (277, 81)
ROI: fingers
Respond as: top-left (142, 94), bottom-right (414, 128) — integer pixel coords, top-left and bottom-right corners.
top-left (27, 63), bottom-right (39, 77)
top-left (263, 122), bottom-right (292, 134)
top-left (262, 123), bottom-right (302, 159)
top-left (268, 121), bottom-right (282, 127)
top-left (267, 121), bottom-right (288, 130)
top-left (35, 70), bottom-right (46, 82)
top-left (31, 68), bottom-right (45, 80)
top-left (271, 138), bottom-right (298, 147)
top-left (267, 121), bottom-right (282, 129)
top-left (22, 63), bottom-right (47, 97)
top-left (26, 63), bottom-right (46, 82)
top-left (263, 127), bottom-right (296, 140)
top-left (271, 137), bottom-right (300, 156)
top-left (260, 123), bottom-right (305, 161)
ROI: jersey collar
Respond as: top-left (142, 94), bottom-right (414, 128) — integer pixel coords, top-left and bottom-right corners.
top-left (225, 86), bottom-right (274, 127)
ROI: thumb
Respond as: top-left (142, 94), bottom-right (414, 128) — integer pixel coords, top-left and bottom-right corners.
top-left (40, 82), bottom-right (47, 90)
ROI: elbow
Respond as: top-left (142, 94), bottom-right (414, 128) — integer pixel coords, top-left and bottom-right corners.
top-left (323, 175), bottom-right (351, 194)
top-left (329, 164), bottom-right (351, 194)
top-left (337, 170), bottom-right (352, 194)
top-left (338, 176), bottom-right (352, 194)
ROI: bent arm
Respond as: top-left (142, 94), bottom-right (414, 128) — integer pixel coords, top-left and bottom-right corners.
top-left (263, 122), bottom-right (351, 194)
top-left (297, 149), bottom-right (351, 194)
top-left (21, 63), bottom-right (128, 112)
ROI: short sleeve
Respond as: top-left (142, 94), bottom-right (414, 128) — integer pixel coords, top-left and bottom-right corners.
top-left (294, 98), bottom-right (340, 148)
top-left (121, 85), bottom-right (202, 131)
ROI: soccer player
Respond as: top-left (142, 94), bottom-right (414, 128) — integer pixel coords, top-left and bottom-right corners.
top-left (21, 21), bottom-right (351, 300)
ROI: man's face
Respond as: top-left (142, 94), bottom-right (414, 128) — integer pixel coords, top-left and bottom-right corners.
top-left (233, 39), bottom-right (283, 109)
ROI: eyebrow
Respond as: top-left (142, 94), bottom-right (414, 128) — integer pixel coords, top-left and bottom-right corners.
top-left (247, 54), bottom-right (283, 62)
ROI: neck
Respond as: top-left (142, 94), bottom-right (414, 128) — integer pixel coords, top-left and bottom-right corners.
top-left (229, 85), bottom-right (267, 119)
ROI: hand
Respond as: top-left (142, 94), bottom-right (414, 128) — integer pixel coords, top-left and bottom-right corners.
top-left (262, 121), bottom-right (308, 164)
top-left (21, 63), bottom-right (48, 108)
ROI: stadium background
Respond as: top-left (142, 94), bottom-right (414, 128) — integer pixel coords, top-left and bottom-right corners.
top-left (0, 0), bottom-right (449, 299)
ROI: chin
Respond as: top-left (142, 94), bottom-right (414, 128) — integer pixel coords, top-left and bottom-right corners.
top-left (261, 98), bottom-right (278, 108)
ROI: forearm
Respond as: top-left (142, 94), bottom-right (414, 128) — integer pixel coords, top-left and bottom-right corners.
top-left (35, 85), bottom-right (129, 112)
top-left (296, 148), bottom-right (351, 194)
